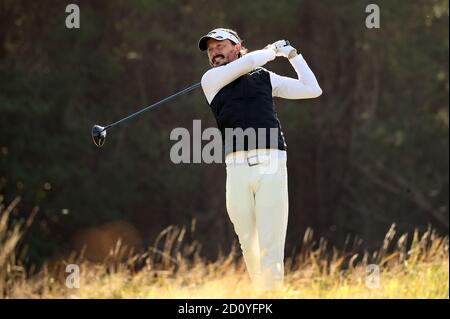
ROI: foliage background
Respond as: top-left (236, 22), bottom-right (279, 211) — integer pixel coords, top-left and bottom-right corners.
top-left (0, 0), bottom-right (448, 265)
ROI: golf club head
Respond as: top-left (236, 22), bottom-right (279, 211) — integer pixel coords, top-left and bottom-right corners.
top-left (92, 125), bottom-right (106, 147)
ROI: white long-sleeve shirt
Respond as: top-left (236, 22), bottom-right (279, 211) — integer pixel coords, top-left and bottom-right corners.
top-left (201, 48), bottom-right (322, 104)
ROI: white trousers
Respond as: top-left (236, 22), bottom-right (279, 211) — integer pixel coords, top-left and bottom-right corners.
top-left (225, 149), bottom-right (289, 290)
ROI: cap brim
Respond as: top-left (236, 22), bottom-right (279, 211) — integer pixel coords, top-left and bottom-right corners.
top-left (198, 36), bottom-right (238, 51)
top-left (198, 36), bottom-right (211, 51)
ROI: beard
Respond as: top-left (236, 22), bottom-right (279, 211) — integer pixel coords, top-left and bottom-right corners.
top-left (209, 49), bottom-right (239, 68)
top-left (211, 54), bottom-right (226, 67)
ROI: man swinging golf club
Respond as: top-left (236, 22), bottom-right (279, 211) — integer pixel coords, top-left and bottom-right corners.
top-left (198, 28), bottom-right (322, 290)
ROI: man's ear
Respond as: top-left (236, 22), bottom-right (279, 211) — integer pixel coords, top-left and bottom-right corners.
top-left (235, 43), bottom-right (241, 53)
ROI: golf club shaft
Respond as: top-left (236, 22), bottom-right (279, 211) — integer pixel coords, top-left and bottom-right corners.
top-left (104, 82), bottom-right (202, 131)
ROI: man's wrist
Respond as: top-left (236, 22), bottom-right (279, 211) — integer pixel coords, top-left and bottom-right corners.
top-left (288, 49), bottom-right (298, 60)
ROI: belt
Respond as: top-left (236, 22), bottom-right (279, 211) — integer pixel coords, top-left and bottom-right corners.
top-left (225, 149), bottom-right (287, 167)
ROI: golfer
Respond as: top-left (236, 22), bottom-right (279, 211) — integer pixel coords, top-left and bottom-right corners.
top-left (198, 28), bottom-right (322, 290)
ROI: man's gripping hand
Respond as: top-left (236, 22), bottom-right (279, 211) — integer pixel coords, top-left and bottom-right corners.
top-left (265, 40), bottom-right (297, 59)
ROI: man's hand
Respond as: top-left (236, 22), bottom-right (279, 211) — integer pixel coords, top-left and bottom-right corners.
top-left (266, 40), bottom-right (298, 59)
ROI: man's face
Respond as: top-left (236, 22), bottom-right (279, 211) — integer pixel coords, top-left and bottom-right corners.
top-left (207, 38), bottom-right (241, 67)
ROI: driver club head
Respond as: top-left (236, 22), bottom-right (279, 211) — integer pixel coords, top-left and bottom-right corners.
top-left (92, 125), bottom-right (106, 147)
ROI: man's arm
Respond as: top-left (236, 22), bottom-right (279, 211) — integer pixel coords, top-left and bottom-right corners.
top-left (270, 53), bottom-right (322, 99)
top-left (201, 48), bottom-right (276, 104)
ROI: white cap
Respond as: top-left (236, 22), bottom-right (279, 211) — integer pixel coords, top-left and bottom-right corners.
top-left (198, 28), bottom-right (240, 51)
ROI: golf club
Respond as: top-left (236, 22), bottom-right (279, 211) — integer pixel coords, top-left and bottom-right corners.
top-left (92, 82), bottom-right (201, 147)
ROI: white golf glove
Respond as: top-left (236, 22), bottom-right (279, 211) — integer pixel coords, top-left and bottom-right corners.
top-left (266, 40), bottom-right (296, 58)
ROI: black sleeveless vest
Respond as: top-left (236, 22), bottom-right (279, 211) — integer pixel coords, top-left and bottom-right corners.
top-left (209, 68), bottom-right (287, 155)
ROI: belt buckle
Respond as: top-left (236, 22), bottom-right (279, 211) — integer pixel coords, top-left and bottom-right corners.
top-left (247, 155), bottom-right (260, 167)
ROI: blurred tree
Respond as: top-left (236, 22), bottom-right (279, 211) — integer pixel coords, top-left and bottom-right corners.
top-left (0, 0), bottom-right (448, 263)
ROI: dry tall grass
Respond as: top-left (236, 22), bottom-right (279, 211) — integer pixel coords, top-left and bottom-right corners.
top-left (1, 197), bottom-right (448, 299)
